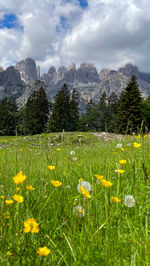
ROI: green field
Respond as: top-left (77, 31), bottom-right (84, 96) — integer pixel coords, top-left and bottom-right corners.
top-left (0, 132), bottom-right (150, 265)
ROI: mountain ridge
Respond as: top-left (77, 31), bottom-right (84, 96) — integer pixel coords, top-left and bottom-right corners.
top-left (0, 59), bottom-right (150, 111)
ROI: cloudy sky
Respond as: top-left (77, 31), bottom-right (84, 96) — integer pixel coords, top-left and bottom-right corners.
top-left (0, 0), bottom-right (150, 73)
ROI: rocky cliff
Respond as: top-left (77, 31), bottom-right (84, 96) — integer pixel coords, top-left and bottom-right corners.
top-left (0, 58), bottom-right (150, 111)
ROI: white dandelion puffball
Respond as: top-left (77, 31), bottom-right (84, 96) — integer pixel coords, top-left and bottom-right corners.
top-left (73, 205), bottom-right (85, 217)
top-left (117, 143), bottom-right (122, 148)
top-left (77, 181), bottom-right (92, 193)
top-left (124, 195), bottom-right (135, 207)
top-left (70, 151), bottom-right (75, 155)
top-left (72, 157), bottom-right (77, 161)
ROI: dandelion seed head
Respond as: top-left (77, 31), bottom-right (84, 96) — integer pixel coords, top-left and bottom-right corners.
top-left (124, 195), bottom-right (135, 207)
top-left (73, 205), bottom-right (85, 217)
top-left (77, 181), bottom-right (91, 193)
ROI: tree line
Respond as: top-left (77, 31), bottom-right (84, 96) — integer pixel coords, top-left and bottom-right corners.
top-left (0, 75), bottom-right (150, 135)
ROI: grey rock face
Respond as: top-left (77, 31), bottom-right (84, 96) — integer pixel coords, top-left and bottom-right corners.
top-left (17, 80), bottom-right (50, 106)
top-left (36, 66), bottom-right (40, 79)
top-left (15, 58), bottom-right (37, 82)
top-left (0, 66), bottom-right (25, 99)
top-left (0, 66), bottom-right (4, 72)
top-left (76, 63), bottom-right (100, 83)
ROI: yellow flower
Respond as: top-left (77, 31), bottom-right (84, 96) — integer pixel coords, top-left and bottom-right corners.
top-left (24, 218), bottom-right (40, 233)
top-left (51, 180), bottom-right (62, 187)
top-left (80, 186), bottom-right (91, 198)
top-left (0, 195), bottom-right (5, 200)
top-left (144, 135), bottom-right (148, 138)
top-left (78, 178), bottom-right (83, 183)
top-left (16, 187), bottom-right (21, 192)
top-left (13, 171), bottom-right (26, 184)
top-left (78, 209), bottom-right (83, 214)
top-left (112, 196), bottom-right (121, 203)
top-left (136, 134), bottom-right (141, 139)
top-left (94, 174), bottom-right (104, 180)
top-left (5, 200), bottom-right (14, 205)
top-left (119, 160), bottom-right (126, 164)
top-left (115, 169), bottom-right (125, 174)
top-left (101, 179), bottom-right (112, 187)
top-left (133, 142), bottom-right (141, 148)
top-left (26, 185), bottom-right (35, 191)
top-left (121, 148), bottom-right (125, 151)
top-left (20, 149), bottom-right (23, 152)
top-left (48, 165), bottom-right (55, 171)
top-left (37, 246), bottom-right (51, 256)
top-left (56, 148), bottom-right (61, 151)
top-left (13, 194), bottom-right (24, 203)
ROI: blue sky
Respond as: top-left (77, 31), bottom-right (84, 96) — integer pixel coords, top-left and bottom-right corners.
top-left (0, 0), bottom-right (150, 73)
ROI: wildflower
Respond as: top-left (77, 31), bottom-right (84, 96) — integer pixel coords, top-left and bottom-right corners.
top-left (137, 134), bottom-right (141, 138)
top-left (73, 205), bottom-right (85, 217)
top-left (72, 157), bottom-right (77, 161)
top-left (117, 144), bottom-right (122, 148)
top-left (13, 194), bottom-right (24, 203)
top-left (0, 196), bottom-right (5, 200)
top-left (119, 160), bottom-right (126, 165)
top-left (20, 149), bottom-right (23, 152)
top-left (13, 171), bottom-right (26, 184)
top-left (56, 148), bottom-right (61, 151)
top-left (112, 196), bottom-right (121, 203)
top-left (133, 142), bottom-right (141, 148)
top-left (70, 151), bottom-right (75, 155)
top-left (5, 200), bottom-right (14, 205)
top-left (78, 178), bottom-right (83, 183)
top-left (16, 187), bottom-right (21, 192)
top-left (115, 169), bottom-right (125, 174)
top-left (77, 181), bottom-right (91, 193)
top-left (121, 148), bottom-right (125, 151)
top-left (66, 185), bottom-right (70, 189)
top-left (80, 186), bottom-right (91, 199)
top-left (37, 246), bottom-right (51, 256)
top-left (24, 218), bottom-right (40, 233)
top-left (124, 195), bottom-right (135, 207)
top-left (144, 135), bottom-right (148, 138)
top-left (48, 165), bottom-right (55, 171)
top-left (73, 198), bottom-right (77, 206)
top-left (94, 174), bottom-right (104, 180)
top-left (101, 179), bottom-right (112, 187)
top-left (51, 180), bottom-right (62, 187)
top-left (26, 185), bottom-right (35, 191)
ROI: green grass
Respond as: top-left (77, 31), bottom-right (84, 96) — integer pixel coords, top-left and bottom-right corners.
top-left (0, 132), bottom-right (150, 265)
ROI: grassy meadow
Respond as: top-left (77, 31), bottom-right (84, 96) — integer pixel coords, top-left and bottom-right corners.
top-left (0, 132), bottom-right (150, 265)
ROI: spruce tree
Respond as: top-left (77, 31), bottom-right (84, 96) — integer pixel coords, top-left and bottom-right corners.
top-left (25, 86), bottom-right (50, 134)
top-left (0, 98), bottom-right (18, 135)
top-left (48, 84), bottom-right (70, 132)
top-left (116, 75), bottom-right (142, 134)
top-left (69, 89), bottom-right (80, 131)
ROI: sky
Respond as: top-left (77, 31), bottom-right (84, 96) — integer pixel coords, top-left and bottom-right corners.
top-left (0, 0), bottom-right (150, 74)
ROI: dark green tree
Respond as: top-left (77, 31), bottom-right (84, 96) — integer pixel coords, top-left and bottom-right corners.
top-left (107, 92), bottom-right (118, 132)
top-left (48, 84), bottom-right (70, 132)
top-left (25, 86), bottom-right (50, 134)
top-left (69, 89), bottom-right (80, 131)
top-left (142, 96), bottom-right (150, 131)
top-left (0, 98), bottom-right (18, 135)
top-left (115, 75), bottom-right (143, 134)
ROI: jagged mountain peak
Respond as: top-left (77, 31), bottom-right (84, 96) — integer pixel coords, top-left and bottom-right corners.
top-left (118, 63), bottom-right (139, 77)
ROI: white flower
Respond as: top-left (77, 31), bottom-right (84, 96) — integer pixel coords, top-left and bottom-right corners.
top-left (127, 143), bottom-right (131, 146)
top-left (72, 157), bottom-right (77, 161)
top-left (117, 144), bottom-right (122, 148)
top-left (124, 195), bottom-right (135, 207)
top-left (77, 181), bottom-right (91, 193)
top-left (66, 185), bottom-right (70, 189)
top-left (70, 151), bottom-right (75, 155)
top-left (73, 205), bottom-right (85, 217)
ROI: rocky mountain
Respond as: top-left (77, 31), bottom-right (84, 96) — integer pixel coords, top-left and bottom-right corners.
top-left (0, 58), bottom-right (150, 111)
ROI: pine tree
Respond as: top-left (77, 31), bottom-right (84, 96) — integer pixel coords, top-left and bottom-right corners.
top-left (0, 98), bottom-right (18, 135)
top-left (116, 75), bottom-right (143, 134)
top-left (48, 84), bottom-right (70, 132)
top-left (107, 92), bottom-right (118, 132)
top-left (69, 89), bottom-right (80, 131)
top-left (25, 86), bottom-right (50, 134)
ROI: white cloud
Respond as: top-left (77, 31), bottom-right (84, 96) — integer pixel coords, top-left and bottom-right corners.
top-left (0, 0), bottom-right (150, 73)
